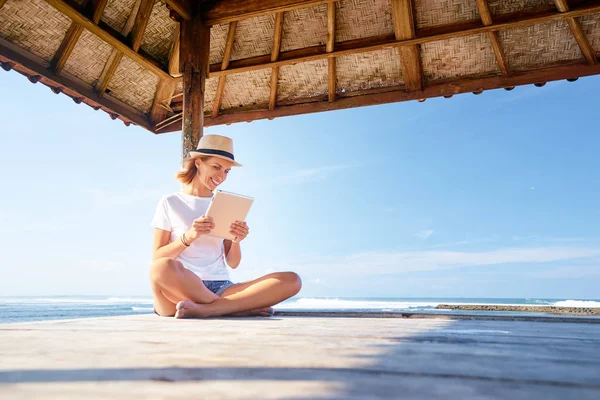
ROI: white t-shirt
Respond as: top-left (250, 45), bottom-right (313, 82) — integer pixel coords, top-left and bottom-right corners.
top-left (151, 191), bottom-right (230, 280)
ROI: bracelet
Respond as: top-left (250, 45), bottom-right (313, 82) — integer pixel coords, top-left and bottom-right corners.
top-left (180, 233), bottom-right (190, 247)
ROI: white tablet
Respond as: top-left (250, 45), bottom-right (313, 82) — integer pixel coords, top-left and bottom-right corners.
top-left (205, 189), bottom-right (254, 241)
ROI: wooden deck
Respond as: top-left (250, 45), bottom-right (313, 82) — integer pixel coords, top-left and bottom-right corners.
top-left (1, 313), bottom-right (600, 399)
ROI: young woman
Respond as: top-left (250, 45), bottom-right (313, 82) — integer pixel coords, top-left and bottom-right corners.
top-left (150, 134), bottom-right (302, 318)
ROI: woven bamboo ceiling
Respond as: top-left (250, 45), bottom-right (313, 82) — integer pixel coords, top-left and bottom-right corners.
top-left (1, 0), bottom-right (600, 134)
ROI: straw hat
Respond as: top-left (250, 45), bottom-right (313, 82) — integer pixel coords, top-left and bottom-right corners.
top-left (189, 135), bottom-right (242, 167)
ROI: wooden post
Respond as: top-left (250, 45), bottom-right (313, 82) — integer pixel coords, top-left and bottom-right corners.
top-left (180, 11), bottom-right (210, 159)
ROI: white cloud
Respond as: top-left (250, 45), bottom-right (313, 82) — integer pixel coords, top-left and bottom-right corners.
top-left (260, 246), bottom-right (600, 277)
top-left (414, 229), bottom-right (434, 239)
top-left (250, 164), bottom-right (360, 188)
top-left (527, 266), bottom-right (600, 279)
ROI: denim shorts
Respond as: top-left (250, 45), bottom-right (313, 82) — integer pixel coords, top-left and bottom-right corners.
top-left (203, 280), bottom-right (235, 296)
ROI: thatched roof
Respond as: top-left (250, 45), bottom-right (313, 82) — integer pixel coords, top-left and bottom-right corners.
top-left (1, 0), bottom-right (600, 134)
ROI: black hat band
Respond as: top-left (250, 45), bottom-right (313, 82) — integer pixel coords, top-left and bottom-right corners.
top-left (195, 148), bottom-right (235, 161)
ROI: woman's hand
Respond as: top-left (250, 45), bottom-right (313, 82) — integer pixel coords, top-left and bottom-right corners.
top-left (230, 220), bottom-right (249, 243)
top-left (186, 215), bottom-right (215, 241)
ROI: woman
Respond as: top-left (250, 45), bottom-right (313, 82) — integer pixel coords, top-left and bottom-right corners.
top-left (150, 134), bottom-right (302, 318)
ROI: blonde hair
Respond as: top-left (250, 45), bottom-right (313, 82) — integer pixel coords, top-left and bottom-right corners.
top-left (175, 156), bottom-right (209, 185)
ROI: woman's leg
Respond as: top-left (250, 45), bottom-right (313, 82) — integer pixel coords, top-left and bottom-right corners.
top-left (175, 272), bottom-right (302, 318)
top-left (150, 257), bottom-right (220, 316)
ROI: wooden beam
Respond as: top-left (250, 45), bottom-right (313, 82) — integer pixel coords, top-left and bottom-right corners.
top-left (129, 0), bottom-right (154, 52)
top-left (44, 0), bottom-right (171, 80)
top-left (163, 0), bottom-right (191, 21)
top-left (391, 0), bottom-right (423, 91)
top-left (180, 13), bottom-right (211, 157)
top-left (476, 0), bottom-right (509, 76)
top-left (150, 79), bottom-right (177, 125)
top-left (327, 2), bottom-right (336, 102)
top-left (269, 12), bottom-right (285, 111)
top-left (0, 38), bottom-right (152, 131)
top-left (0, 0), bottom-right (8, 11)
top-left (206, 0), bottom-right (338, 26)
top-left (52, 23), bottom-right (85, 74)
top-left (51, 0), bottom-right (108, 75)
top-left (95, 0), bottom-right (145, 95)
top-left (197, 61), bottom-right (600, 127)
top-left (168, 28), bottom-right (181, 77)
top-left (204, 1), bottom-right (600, 79)
top-left (554, 0), bottom-right (597, 65)
top-left (212, 21), bottom-right (238, 118)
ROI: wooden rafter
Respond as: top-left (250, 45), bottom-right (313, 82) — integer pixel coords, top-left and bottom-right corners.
top-left (197, 61), bottom-right (600, 128)
top-left (51, 0), bottom-right (108, 75)
top-left (44, 0), bottom-right (170, 80)
top-left (95, 0), bottom-right (154, 96)
top-left (476, 0), bottom-right (509, 76)
top-left (206, 0), bottom-right (338, 25)
top-left (163, 0), bottom-right (191, 21)
top-left (554, 0), bottom-right (597, 65)
top-left (168, 29), bottom-right (181, 77)
top-left (391, 0), bottom-right (423, 91)
top-left (269, 12), bottom-right (285, 111)
top-left (0, 38), bottom-right (152, 130)
top-left (327, 1), bottom-right (336, 102)
top-left (205, 2), bottom-right (600, 79)
top-left (151, 23), bottom-right (183, 126)
top-left (212, 21), bottom-right (238, 118)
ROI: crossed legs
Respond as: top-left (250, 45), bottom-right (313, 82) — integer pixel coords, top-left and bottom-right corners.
top-left (150, 257), bottom-right (302, 318)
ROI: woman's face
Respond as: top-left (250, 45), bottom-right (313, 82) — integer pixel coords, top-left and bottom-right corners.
top-left (196, 156), bottom-right (234, 191)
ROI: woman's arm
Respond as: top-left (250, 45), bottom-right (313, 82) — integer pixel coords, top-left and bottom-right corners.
top-left (152, 228), bottom-right (189, 261)
top-left (224, 240), bottom-right (242, 269)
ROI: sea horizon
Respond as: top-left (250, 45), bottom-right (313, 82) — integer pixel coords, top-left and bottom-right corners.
top-left (1, 296), bottom-right (599, 324)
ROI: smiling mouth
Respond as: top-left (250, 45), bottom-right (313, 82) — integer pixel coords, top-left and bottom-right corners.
top-left (210, 178), bottom-right (220, 187)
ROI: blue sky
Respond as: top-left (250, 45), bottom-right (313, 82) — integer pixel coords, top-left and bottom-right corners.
top-left (1, 72), bottom-right (599, 299)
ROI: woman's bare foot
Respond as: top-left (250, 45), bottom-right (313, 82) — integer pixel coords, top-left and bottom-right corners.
top-left (229, 307), bottom-right (274, 317)
top-left (174, 300), bottom-right (274, 319)
top-left (174, 300), bottom-right (208, 319)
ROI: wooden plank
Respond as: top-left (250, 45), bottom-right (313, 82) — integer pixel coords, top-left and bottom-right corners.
top-left (163, 0), bottom-right (191, 21)
top-left (476, 0), bottom-right (509, 75)
top-left (44, 0), bottom-right (171, 80)
top-left (327, 2), bottom-right (335, 102)
top-left (0, 38), bottom-right (152, 130)
top-left (554, 0), bottom-right (597, 65)
top-left (198, 61), bottom-right (600, 127)
top-left (391, 0), bottom-right (423, 91)
top-left (168, 28), bottom-right (181, 77)
top-left (204, 2), bottom-right (600, 79)
top-left (1, 315), bottom-right (600, 399)
top-left (180, 13), bottom-right (210, 157)
top-left (51, 0), bottom-right (108, 75)
top-left (269, 12), bottom-right (285, 111)
top-left (205, 0), bottom-right (338, 25)
top-left (212, 21), bottom-right (238, 118)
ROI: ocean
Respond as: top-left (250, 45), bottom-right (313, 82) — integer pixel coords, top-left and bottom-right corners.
top-left (1, 296), bottom-right (599, 324)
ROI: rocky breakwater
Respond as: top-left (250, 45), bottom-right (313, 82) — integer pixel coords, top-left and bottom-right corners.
top-left (436, 304), bottom-right (600, 316)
